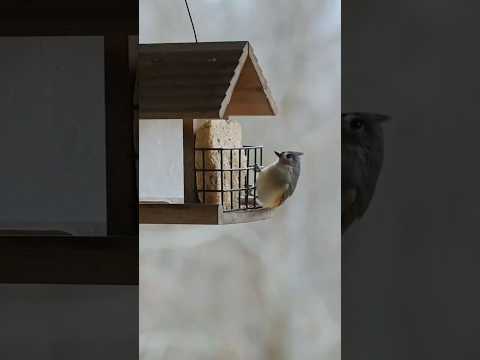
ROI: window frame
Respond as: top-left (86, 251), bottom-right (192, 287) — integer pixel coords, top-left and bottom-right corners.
top-left (0, 3), bottom-right (138, 285)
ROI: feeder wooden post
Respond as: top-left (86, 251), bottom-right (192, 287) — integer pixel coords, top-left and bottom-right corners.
top-left (183, 116), bottom-right (198, 203)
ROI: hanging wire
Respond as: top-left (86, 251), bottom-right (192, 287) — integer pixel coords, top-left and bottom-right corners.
top-left (184, 0), bottom-right (198, 43)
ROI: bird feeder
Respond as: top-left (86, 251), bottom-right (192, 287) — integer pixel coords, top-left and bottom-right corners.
top-left (137, 41), bottom-right (278, 224)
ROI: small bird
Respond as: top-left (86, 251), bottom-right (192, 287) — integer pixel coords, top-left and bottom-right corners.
top-left (342, 112), bottom-right (390, 234)
top-left (255, 151), bottom-right (303, 208)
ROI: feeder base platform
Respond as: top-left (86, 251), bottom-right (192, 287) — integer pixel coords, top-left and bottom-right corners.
top-left (139, 202), bottom-right (273, 225)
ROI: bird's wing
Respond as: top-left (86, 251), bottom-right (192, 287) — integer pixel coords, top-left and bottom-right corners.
top-left (283, 181), bottom-right (296, 200)
top-left (274, 184), bottom-right (291, 207)
top-left (275, 167), bottom-right (298, 205)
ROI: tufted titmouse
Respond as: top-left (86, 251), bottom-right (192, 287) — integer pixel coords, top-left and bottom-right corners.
top-left (342, 112), bottom-right (390, 234)
top-left (255, 151), bottom-right (303, 208)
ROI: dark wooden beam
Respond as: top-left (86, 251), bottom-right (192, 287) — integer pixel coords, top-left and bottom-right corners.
top-left (0, 19), bottom-right (137, 36)
top-left (0, 236), bottom-right (138, 285)
top-left (105, 35), bottom-right (138, 236)
top-left (0, 1), bottom-right (137, 36)
top-left (130, 36), bottom-right (140, 198)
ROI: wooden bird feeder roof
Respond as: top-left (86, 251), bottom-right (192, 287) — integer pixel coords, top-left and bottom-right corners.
top-left (137, 41), bottom-right (277, 119)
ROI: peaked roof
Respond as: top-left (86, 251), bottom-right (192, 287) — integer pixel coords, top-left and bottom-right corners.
top-left (137, 41), bottom-right (277, 119)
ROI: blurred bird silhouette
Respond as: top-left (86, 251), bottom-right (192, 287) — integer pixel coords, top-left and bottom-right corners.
top-left (342, 112), bottom-right (390, 234)
top-left (255, 151), bottom-right (303, 208)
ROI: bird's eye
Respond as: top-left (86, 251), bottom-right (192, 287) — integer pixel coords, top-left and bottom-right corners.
top-left (350, 119), bottom-right (364, 130)
top-left (286, 154), bottom-right (292, 159)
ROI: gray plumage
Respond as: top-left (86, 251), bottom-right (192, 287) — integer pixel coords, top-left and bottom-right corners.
top-left (256, 151), bottom-right (303, 208)
top-left (342, 112), bottom-right (390, 234)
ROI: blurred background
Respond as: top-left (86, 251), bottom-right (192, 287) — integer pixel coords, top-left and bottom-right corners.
top-left (342, 0), bottom-right (480, 359)
top-left (139, 0), bottom-right (340, 359)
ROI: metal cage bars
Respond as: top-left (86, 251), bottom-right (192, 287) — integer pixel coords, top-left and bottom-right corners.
top-left (194, 145), bottom-right (263, 212)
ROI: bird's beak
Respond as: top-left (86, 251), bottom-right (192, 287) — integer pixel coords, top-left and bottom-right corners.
top-left (295, 152), bottom-right (304, 156)
top-left (274, 151), bottom-right (282, 157)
